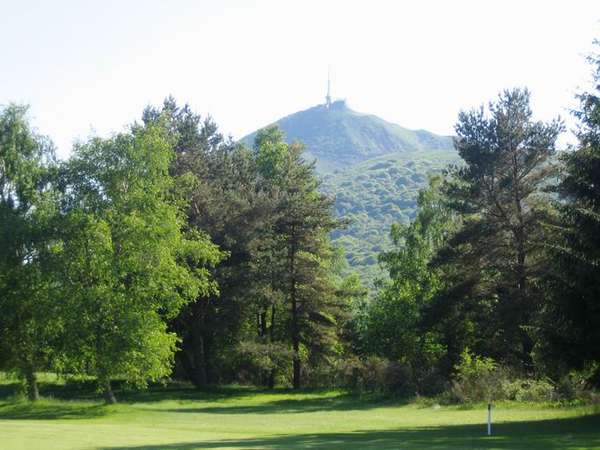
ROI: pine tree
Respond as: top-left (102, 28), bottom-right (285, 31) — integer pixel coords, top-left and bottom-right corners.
top-left (255, 126), bottom-right (342, 388)
top-left (541, 48), bottom-right (600, 383)
top-left (433, 88), bottom-right (563, 371)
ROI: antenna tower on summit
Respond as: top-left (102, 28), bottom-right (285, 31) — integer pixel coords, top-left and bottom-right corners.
top-left (326, 67), bottom-right (332, 108)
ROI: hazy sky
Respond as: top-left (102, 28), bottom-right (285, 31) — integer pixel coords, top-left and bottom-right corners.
top-left (2, 0), bottom-right (599, 158)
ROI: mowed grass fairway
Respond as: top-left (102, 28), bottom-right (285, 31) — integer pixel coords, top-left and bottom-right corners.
top-left (0, 378), bottom-right (599, 449)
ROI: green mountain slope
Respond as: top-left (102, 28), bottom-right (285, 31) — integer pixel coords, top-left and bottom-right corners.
top-left (242, 100), bottom-right (454, 172)
top-left (322, 151), bottom-right (458, 284)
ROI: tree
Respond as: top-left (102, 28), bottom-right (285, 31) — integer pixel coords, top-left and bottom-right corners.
top-left (56, 119), bottom-right (221, 402)
top-left (0, 104), bottom-right (58, 401)
top-left (141, 102), bottom-right (348, 389)
top-left (143, 98), bottom-right (275, 387)
top-left (432, 89), bottom-right (563, 371)
top-left (367, 176), bottom-right (452, 387)
top-left (255, 126), bottom-right (343, 389)
top-left (540, 47), bottom-right (600, 383)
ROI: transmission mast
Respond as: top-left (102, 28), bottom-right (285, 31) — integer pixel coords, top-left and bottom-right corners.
top-left (326, 66), bottom-right (332, 108)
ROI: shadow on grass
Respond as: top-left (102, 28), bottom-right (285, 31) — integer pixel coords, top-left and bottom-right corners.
top-left (100, 414), bottom-right (600, 450)
top-left (0, 380), bottom-right (271, 404)
top-left (0, 379), bottom-right (101, 402)
top-left (0, 402), bottom-right (107, 420)
top-left (116, 385), bottom-right (275, 404)
top-left (0, 382), bottom-right (388, 419)
top-left (154, 393), bottom-right (407, 415)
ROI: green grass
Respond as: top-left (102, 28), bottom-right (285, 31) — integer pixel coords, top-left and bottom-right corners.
top-left (0, 377), bottom-right (598, 449)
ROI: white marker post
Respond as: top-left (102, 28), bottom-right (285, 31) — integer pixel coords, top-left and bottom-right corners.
top-left (487, 403), bottom-right (492, 436)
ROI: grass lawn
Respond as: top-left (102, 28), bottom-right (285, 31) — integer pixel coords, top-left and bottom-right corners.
top-left (0, 376), bottom-right (598, 449)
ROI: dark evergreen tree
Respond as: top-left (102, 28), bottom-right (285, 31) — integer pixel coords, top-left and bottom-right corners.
top-left (540, 49), bottom-right (600, 383)
top-left (254, 126), bottom-right (344, 389)
top-left (431, 89), bottom-right (563, 372)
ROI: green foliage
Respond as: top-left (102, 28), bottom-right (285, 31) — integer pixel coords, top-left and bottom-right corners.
top-left (143, 100), bottom-right (350, 390)
top-left (449, 348), bottom-right (502, 403)
top-left (555, 364), bottom-right (600, 401)
top-left (450, 349), bottom-right (559, 403)
top-left (0, 104), bottom-right (59, 400)
top-left (539, 46), bottom-right (600, 385)
top-left (254, 126), bottom-right (289, 180)
top-left (253, 127), bottom-right (346, 389)
top-left (333, 356), bottom-right (419, 396)
top-left (502, 378), bottom-right (557, 402)
top-left (323, 151), bottom-right (458, 285)
top-left (363, 177), bottom-right (453, 392)
top-left (143, 98), bottom-right (250, 388)
top-left (235, 341), bottom-right (293, 386)
top-left (431, 88), bottom-right (563, 372)
top-left (55, 120), bottom-right (221, 401)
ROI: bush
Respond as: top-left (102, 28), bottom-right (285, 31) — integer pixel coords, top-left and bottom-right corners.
top-left (448, 349), bottom-right (562, 403)
top-left (502, 378), bottom-right (557, 402)
top-left (383, 361), bottom-right (417, 397)
top-left (335, 356), bottom-right (386, 391)
top-left (235, 341), bottom-right (293, 386)
top-left (334, 356), bottom-right (418, 396)
top-left (556, 365), bottom-right (600, 402)
top-left (449, 349), bottom-right (507, 403)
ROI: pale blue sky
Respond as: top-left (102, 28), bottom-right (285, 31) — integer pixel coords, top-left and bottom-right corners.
top-left (2, 0), bottom-right (599, 158)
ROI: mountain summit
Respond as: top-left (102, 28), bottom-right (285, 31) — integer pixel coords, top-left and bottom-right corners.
top-left (242, 100), bottom-right (454, 172)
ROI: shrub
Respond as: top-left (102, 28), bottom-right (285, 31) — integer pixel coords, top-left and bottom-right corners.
top-left (235, 341), bottom-right (293, 386)
top-left (334, 356), bottom-right (418, 396)
top-left (336, 356), bottom-right (386, 391)
top-left (556, 365), bottom-right (599, 401)
top-left (383, 361), bottom-right (417, 397)
top-left (448, 349), bottom-right (564, 403)
top-left (449, 349), bottom-right (507, 403)
top-left (502, 378), bottom-right (557, 402)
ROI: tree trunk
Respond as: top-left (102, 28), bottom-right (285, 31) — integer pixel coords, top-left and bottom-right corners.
top-left (290, 242), bottom-right (301, 390)
top-left (259, 311), bottom-right (267, 338)
top-left (515, 229), bottom-right (534, 371)
top-left (103, 380), bottom-right (116, 404)
top-left (192, 331), bottom-right (209, 388)
top-left (186, 305), bottom-right (210, 388)
top-left (25, 368), bottom-right (39, 402)
top-left (268, 303), bottom-right (277, 389)
top-left (512, 152), bottom-right (534, 372)
top-left (268, 369), bottom-right (276, 389)
top-left (292, 339), bottom-right (301, 389)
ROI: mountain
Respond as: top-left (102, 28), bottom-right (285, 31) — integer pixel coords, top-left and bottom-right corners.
top-left (242, 100), bottom-right (458, 285)
top-left (321, 150), bottom-right (457, 284)
top-left (242, 100), bottom-right (454, 173)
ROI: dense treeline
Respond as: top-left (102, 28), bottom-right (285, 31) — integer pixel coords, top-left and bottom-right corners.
top-left (1, 49), bottom-right (600, 403)
top-left (365, 51), bottom-right (600, 397)
top-left (0, 99), bottom-right (359, 401)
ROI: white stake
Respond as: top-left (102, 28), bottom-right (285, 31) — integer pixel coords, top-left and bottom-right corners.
top-left (487, 403), bottom-right (492, 436)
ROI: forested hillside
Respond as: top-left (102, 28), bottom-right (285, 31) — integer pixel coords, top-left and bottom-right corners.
top-left (323, 150), bottom-right (458, 283)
